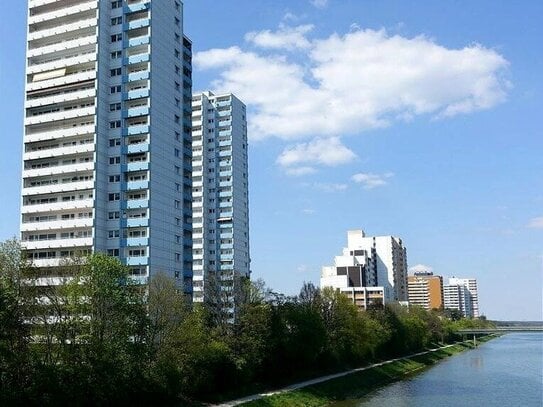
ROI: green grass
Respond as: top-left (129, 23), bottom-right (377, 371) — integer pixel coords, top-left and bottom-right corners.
top-left (240, 337), bottom-right (497, 407)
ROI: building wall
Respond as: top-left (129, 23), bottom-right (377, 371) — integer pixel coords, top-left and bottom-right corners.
top-left (21, 0), bottom-right (192, 291)
top-left (408, 274), bottom-right (443, 310)
top-left (191, 92), bottom-right (250, 304)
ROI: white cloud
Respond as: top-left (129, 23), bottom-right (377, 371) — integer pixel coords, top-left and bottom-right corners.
top-left (351, 172), bottom-right (394, 189)
top-left (296, 264), bottom-right (311, 273)
top-left (310, 0), bottom-right (329, 8)
top-left (527, 217), bottom-right (543, 229)
top-left (277, 137), bottom-right (356, 170)
top-left (285, 166), bottom-right (317, 176)
top-left (194, 27), bottom-right (509, 143)
top-left (245, 24), bottom-right (314, 50)
top-left (311, 182), bottom-right (348, 193)
top-left (301, 208), bottom-right (316, 215)
top-left (409, 264), bottom-right (434, 274)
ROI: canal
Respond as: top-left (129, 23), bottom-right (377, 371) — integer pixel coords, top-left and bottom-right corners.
top-left (330, 333), bottom-right (542, 407)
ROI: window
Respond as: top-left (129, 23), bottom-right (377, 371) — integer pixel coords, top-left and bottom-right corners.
top-left (174, 165), bottom-right (180, 175)
top-left (175, 81), bottom-right (180, 91)
top-left (110, 85), bottom-right (121, 94)
top-left (111, 34), bottom-right (122, 43)
top-left (108, 230), bottom-right (120, 238)
top-left (175, 253), bottom-right (181, 262)
top-left (175, 131), bottom-right (180, 141)
top-left (109, 175), bottom-right (120, 183)
top-left (108, 211), bottom-right (120, 219)
top-left (109, 157), bottom-right (120, 164)
top-left (174, 33), bottom-right (180, 43)
top-left (110, 103), bottom-right (121, 111)
top-left (107, 249), bottom-right (120, 256)
top-left (175, 235), bottom-right (181, 244)
top-left (111, 16), bottom-right (122, 25)
top-left (174, 115), bottom-right (180, 124)
top-left (110, 67), bottom-right (122, 76)
top-left (111, 0), bottom-right (122, 8)
top-left (109, 120), bottom-right (121, 128)
top-left (174, 17), bottom-right (180, 27)
top-left (174, 200), bottom-right (180, 209)
top-left (109, 138), bottom-right (121, 147)
top-left (174, 148), bottom-right (180, 157)
top-left (175, 97), bottom-right (180, 107)
top-left (108, 193), bottom-right (120, 201)
top-left (175, 217), bottom-right (181, 226)
top-left (174, 49), bottom-right (180, 58)
top-left (111, 50), bottom-right (122, 59)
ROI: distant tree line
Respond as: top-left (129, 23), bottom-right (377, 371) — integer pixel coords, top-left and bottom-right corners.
top-left (0, 239), bottom-right (493, 406)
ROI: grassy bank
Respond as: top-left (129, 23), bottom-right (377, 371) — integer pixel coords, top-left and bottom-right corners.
top-left (240, 336), bottom-right (497, 407)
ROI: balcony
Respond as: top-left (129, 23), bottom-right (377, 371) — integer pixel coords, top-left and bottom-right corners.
top-left (125, 18), bottom-right (150, 31)
top-left (27, 52), bottom-right (97, 76)
top-left (127, 70), bottom-right (149, 82)
top-left (123, 125), bottom-right (149, 136)
top-left (125, 199), bottom-right (148, 209)
top-left (22, 237), bottom-right (93, 251)
top-left (126, 218), bottom-right (148, 228)
top-left (126, 52), bottom-right (149, 65)
top-left (28, 16), bottom-right (97, 42)
top-left (127, 36), bottom-right (150, 48)
top-left (21, 198), bottom-right (94, 214)
top-left (25, 87), bottom-right (96, 109)
top-left (28, 0), bottom-right (98, 25)
top-left (20, 217), bottom-right (93, 232)
top-left (21, 180), bottom-right (94, 196)
top-left (125, 161), bottom-right (149, 172)
top-left (23, 162), bottom-right (94, 179)
top-left (126, 237), bottom-right (148, 247)
top-left (26, 70), bottom-right (96, 92)
top-left (24, 124), bottom-right (94, 143)
top-left (23, 143), bottom-right (94, 161)
top-left (25, 106), bottom-right (96, 126)
top-left (126, 143), bottom-right (149, 154)
top-left (125, 88), bottom-right (149, 100)
top-left (124, 106), bottom-right (149, 118)
top-left (126, 180), bottom-right (149, 191)
top-left (27, 35), bottom-right (97, 58)
top-left (124, 1), bottom-right (150, 14)
top-left (125, 256), bottom-right (148, 266)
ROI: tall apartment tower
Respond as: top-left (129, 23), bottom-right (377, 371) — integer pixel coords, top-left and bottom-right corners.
top-left (320, 229), bottom-right (409, 309)
top-left (407, 271), bottom-right (444, 310)
top-left (21, 0), bottom-right (193, 291)
top-left (445, 277), bottom-right (479, 318)
top-left (191, 92), bottom-right (250, 304)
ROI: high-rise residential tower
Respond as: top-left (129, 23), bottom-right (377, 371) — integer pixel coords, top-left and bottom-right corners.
top-left (407, 271), bottom-right (444, 310)
top-left (21, 0), bottom-right (193, 291)
top-left (320, 229), bottom-right (409, 309)
top-left (444, 277), bottom-right (479, 318)
top-left (191, 91), bottom-right (250, 305)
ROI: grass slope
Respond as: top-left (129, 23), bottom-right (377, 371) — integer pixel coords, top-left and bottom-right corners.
top-left (241, 337), bottom-right (496, 407)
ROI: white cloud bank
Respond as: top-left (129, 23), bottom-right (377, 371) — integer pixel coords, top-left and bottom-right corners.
top-left (195, 26), bottom-right (509, 142)
top-left (195, 25), bottom-right (509, 172)
top-left (310, 0), bottom-right (329, 9)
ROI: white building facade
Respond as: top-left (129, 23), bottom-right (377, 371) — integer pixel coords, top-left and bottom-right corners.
top-left (320, 229), bottom-right (408, 308)
top-left (21, 0), bottom-right (193, 291)
top-left (444, 277), bottom-right (479, 318)
top-left (191, 92), bottom-right (250, 304)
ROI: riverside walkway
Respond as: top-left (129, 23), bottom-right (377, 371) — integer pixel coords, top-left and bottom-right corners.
top-left (213, 343), bottom-right (457, 407)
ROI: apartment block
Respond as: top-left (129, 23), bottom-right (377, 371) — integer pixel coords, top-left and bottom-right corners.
top-left (407, 271), bottom-right (444, 310)
top-left (320, 229), bottom-right (409, 309)
top-left (21, 0), bottom-right (192, 290)
top-left (191, 91), bottom-right (250, 305)
top-left (444, 277), bottom-right (479, 318)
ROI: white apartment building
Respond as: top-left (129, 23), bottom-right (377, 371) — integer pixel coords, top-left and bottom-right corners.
top-left (444, 277), bottom-right (479, 318)
top-left (320, 229), bottom-right (409, 308)
top-left (191, 91), bottom-right (250, 304)
top-left (21, 0), bottom-right (193, 291)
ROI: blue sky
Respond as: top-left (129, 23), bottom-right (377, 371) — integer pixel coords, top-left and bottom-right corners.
top-left (1, 1), bottom-right (541, 320)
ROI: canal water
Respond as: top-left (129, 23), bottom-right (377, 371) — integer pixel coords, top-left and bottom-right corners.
top-left (331, 333), bottom-right (543, 407)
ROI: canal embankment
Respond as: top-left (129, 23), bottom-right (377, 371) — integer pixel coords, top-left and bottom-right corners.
top-left (216, 335), bottom-right (498, 407)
